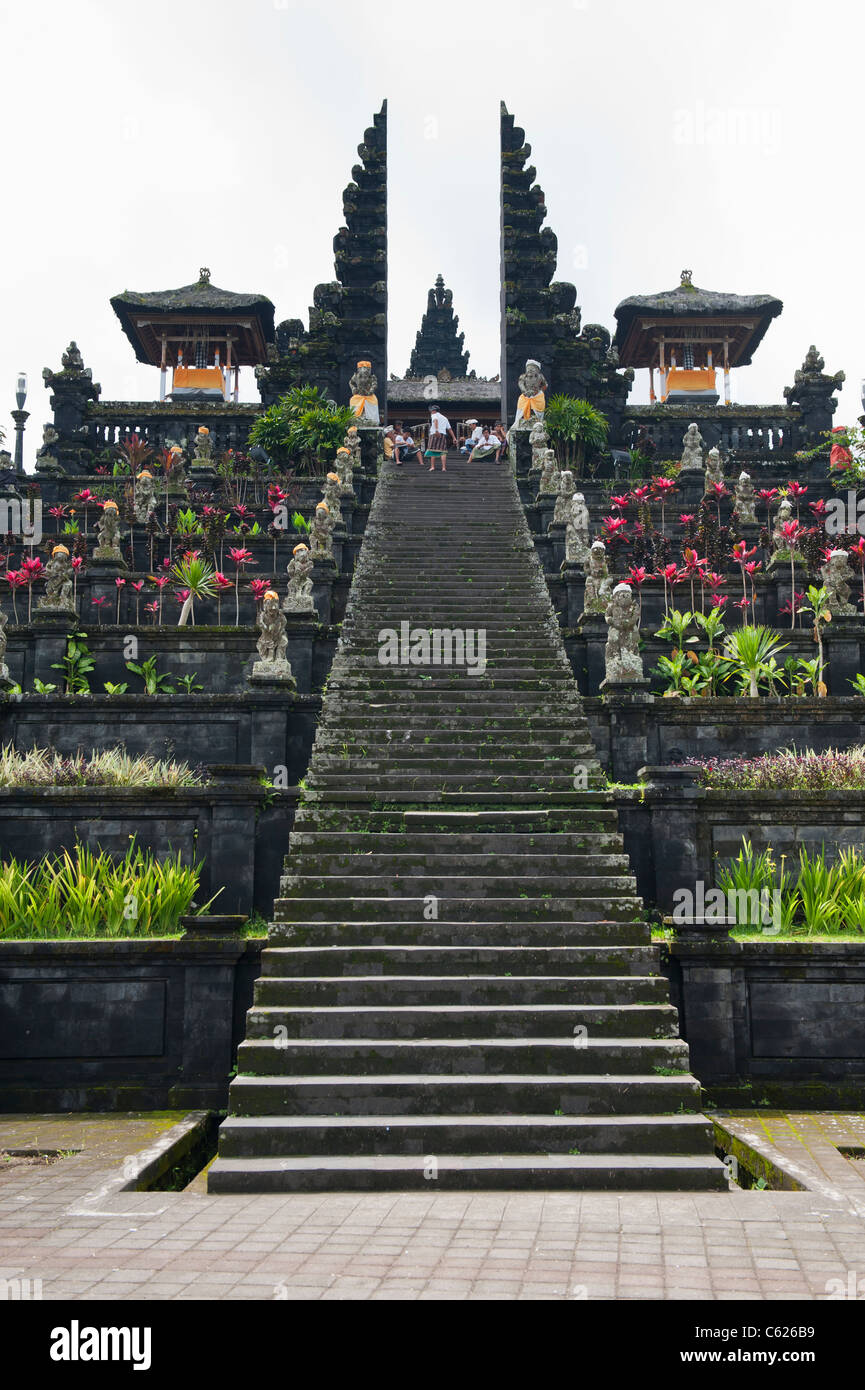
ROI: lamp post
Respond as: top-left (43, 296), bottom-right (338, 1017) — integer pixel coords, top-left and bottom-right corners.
top-left (11, 372), bottom-right (28, 475)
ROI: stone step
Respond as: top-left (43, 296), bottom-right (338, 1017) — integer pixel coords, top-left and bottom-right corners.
top-left (288, 831), bottom-right (625, 853)
top-left (222, 1071), bottom-right (704, 1118)
top-left (287, 852), bottom-right (631, 875)
top-left (278, 873), bottom-right (637, 899)
top-left (298, 791), bottom-right (615, 809)
top-left (267, 923), bottom-right (652, 950)
top-left (215, 1112), bottom-right (716, 1159)
top-left (309, 756), bottom-right (598, 775)
top-left (244, 1002), bottom-right (679, 1038)
top-left (259, 943), bottom-right (656, 976)
top-left (272, 895), bottom-right (641, 924)
top-left (236, 1036), bottom-right (691, 1077)
top-left (253, 974), bottom-right (665, 1006)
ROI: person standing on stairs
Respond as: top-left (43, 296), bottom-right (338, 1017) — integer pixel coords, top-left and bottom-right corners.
top-left (425, 403), bottom-right (458, 472)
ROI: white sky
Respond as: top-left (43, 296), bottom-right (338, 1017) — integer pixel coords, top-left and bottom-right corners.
top-left (1, 0), bottom-right (861, 461)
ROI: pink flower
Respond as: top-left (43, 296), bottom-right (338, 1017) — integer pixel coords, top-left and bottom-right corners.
top-left (787, 481), bottom-right (808, 499)
top-left (228, 546), bottom-right (255, 568)
top-left (628, 566), bottom-right (649, 586)
top-left (249, 578), bottom-right (270, 602)
top-left (603, 516), bottom-right (627, 535)
top-left (214, 572), bottom-right (233, 591)
top-left (711, 594), bottom-right (728, 609)
top-left (130, 580), bottom-right (145, 592)
top-left (679, 513), bottom-right (695, 525)
top-left (71, 556), bottom-right (83, 571)
top-left (610, 494), bottom-right (631, 511)
top-left (115, 577), bottom-right (126, 588)
top-left (651, 476), bottom-right (676, 494)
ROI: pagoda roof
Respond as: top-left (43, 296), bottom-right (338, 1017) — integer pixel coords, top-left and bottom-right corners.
top-left (110, 269), bottom-right (276, 366)
top-left (614, 275), bottom-right (782, 367)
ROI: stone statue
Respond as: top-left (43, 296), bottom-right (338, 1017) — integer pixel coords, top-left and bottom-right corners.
top-left (93, 500), bottom-right (124, 561)
top-left (704, 447), bottom-right (724, 495)
top-left (0, 609), bottom-right (9, 683)
top-left (529, 418), bottom-right (549, 474)
top-left (538, 448), bottom-right (560, 496)
top-left (38, 545), bottom-right (75, 613)
top-left (733, 471), bottom-right (757, 526)
top-left (511, 359), bottom-right (548, 431)
top-left (552, 469), bottom-right (576, 526)
top-left (581, 541), bottom-right (614, 618)
top-left (679, 422), bottom-right (705, 472)
top-left (322, 471), bottom-right (343, 518)
top-left (348, 360), bottom-right (380, 424)
top-left (821, 549), bottom-right (857, 617)
top-left (134, 469), bottom-right (157, 524)
top-left (284, 543), bottom-right (316, 615)
top-left (344, 425), bottom-right (362, 474)
top-left (602, 583), bottom-right (644, 686)
top-left (565, 492), bottom-right (591, 565)
top-left (36, 424), bottom-right (61, 474)
top-left (310, 502), bottom-right (335, 561)
top-left (336, 446), bottom-right (354, 496)
top-left (167, 444), bottom-right (187, 486)
top-left (62, 342), bottom-right (85, 372)
top-left (252, 591), bottom-right (295, 682)
top-left (192, 427), bottom-right (213, 467)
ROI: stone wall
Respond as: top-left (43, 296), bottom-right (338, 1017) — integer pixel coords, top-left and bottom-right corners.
top-left (0, 935), bottom-right (264, 1111)
top-left (662, 940), bottom-right (865, 1102)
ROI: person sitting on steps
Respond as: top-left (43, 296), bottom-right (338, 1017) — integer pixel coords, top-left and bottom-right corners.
top-left (459, 419), bottom-right (484, 455)
top-left (469, 427), bottom-right (504, 463)
top-left (393, 422), bottom-right (423, 467)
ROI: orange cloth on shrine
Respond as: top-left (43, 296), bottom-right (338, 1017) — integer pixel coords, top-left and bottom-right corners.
top-left (350, 394), bottom-right (378, 417)
top-left (172, 366), bottom-right (226, 395)
top-left (664, 368), bottom-right (717, 395)
top-left (517, 391), bottom-right (546, 420)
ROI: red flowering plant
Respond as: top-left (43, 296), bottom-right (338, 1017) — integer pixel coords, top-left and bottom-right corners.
top-left (650, 475), bottom-right (677, 536)
top-left (228, 547), bottom-right (255, 624)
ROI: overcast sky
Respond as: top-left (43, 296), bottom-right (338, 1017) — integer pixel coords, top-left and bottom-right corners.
top-left (1, 0), bottom-right (861, 461)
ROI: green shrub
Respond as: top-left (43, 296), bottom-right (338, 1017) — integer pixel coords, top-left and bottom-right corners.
top-left (0, 841), bottom-right (218, 939)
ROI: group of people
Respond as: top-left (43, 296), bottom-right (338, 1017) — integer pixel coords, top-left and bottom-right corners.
top-left (383, 406), bottom-right (508, 473)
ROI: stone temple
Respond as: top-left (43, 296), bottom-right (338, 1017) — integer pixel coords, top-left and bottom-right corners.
top-left (1, 97), bottom-right (861, 1210)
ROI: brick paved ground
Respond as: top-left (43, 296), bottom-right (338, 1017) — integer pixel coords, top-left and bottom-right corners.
top-left (1, 1112), bottom-right (865, 1300)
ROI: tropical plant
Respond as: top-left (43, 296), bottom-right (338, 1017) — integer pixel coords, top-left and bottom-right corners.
top-left (543, 395), bottom-right (609, 473)
top-left (0, 841), bottom-right (218, 939)
top-left (50, 631), bottom-right (94, 695)
top-left (0, 743), bottom-right (202, 787)
top-left (170, 554), bottom-right (216, 627)
top-left (799, 584), bottom-right (831, 696)
top-left (176, 673), bottom-right (203, 694)
top-left (125, 654), bottom-right (175, 695)
top-left (248, 386), bottom-right (355, 474)
top-left (682, 746), bottom-right (865, 792)
top-left (723, 625), bottom-right (788, 698)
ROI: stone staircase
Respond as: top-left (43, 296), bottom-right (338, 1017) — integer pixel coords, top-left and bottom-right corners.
top-left (208, 456), bottom-right (725, 1192)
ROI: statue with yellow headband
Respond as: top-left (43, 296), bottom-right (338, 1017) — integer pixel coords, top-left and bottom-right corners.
top-left (39, 544), bottom-right (76, 613)
top-left (348, 360), bottom-right (380, 424)
top-left (511, 359), bottom-right (548, 431)
top-left (284, 543), bottom-right (315, 615)
top-left (252, 590), bottom-right (295, 684)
